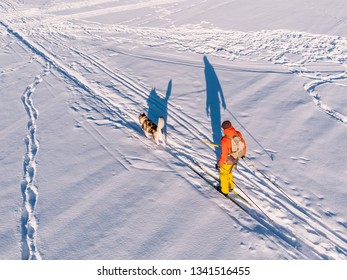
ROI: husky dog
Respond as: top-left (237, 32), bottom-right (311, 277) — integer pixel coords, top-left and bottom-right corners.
top-left (138, 113), bottom-right (165, 145)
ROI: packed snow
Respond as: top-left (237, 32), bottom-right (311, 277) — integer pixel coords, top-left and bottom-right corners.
top-left (0, 0), bottom-right (346, 260)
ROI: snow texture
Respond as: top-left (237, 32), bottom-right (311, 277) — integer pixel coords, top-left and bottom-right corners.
top-left (0, 0), bottom-right (346, 260)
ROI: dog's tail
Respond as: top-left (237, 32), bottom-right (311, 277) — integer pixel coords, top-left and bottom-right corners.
top-left (157, 117), bottom-right (165, 130)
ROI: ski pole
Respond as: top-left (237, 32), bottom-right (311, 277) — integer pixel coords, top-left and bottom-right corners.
top-left (234, 181), bottom-right (273, 222)
top-left (242, 157), bottom-right (298, 206)
top-left (227, 109), bottom-right (274, 160)
top-left (201, 139), bottom-right (220, 148)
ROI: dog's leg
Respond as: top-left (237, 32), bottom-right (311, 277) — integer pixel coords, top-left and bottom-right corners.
top-left (153, 132), bottom-right (160, 145)
top-left (157, 131), bottom-right (165, 147)
top-left (144, 131), bottom-right (151, 138)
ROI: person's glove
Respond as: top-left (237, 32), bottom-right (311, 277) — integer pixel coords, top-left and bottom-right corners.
top-left (215, 163), bottom-right (220, 170)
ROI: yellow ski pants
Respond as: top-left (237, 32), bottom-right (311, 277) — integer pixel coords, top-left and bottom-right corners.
top-left (219, 163), bottom-right (235, 194)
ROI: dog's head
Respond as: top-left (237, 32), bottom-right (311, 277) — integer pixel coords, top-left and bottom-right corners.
top-left (138, 113), bottom-right (147, 125)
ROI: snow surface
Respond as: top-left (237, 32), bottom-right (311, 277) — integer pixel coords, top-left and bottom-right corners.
top-left (0, 0), bottom-right (346, 260)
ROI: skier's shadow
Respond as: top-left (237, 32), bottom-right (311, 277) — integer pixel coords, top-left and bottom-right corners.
top-left (204, 55), bottom-right (226, 161)
top-left (147, 80), bottom-right (172, 138)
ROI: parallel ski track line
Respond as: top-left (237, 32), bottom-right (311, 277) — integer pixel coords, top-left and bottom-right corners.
top-left (20, 62), bottom-right (51, 260)
top-left (0, 0), bottom-right (16, 12)
top-left (92, 23), bottom-right (347, 126)
top-left (228, 154), bottom-right (347, 259)
top-left (46, 31), bottom-right (204, 128)
top-left (2, 21), bottom-right (310, 259)
top-left (194, 161), bottom-right (347, 259)
top-left (4, 19), bottom-right (346, 259)
top-left (35, 38), bottom-right (347, 258)
top-left (235, 164), bottom-right (347, 259)
top-left (199, 140), bottom-right (347, 257)
top-left (42, 31), bottom-right (215, 161)
top-left (11, 16), bottom-right (347, 126)
top-left (57, 47), bottom-right (340, 258)
top-left (245, 161), bottom-right (347, 251)
top-left (109, 48), bottom-right (293, 75)
top-left (172, 151), bottom-right (326, 259)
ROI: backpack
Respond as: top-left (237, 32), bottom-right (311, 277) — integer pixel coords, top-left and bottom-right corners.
top-left (226, 134), bottom-right (245, 163)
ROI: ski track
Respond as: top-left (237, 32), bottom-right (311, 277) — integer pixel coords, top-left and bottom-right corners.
top-left (27, 20), bottom-right (347, 126)
top-left (9, 14), bottom-right (346, 124)
top-left (0, 0), bottom-right (17, 12)
top-left (63, 50), bottom-right (347, 258)
top-left (20, 61), bottom-right (51, 260)
top-left (2, 2), bottom-right (347, 259)
top-left (235, 165), bottom-right (347, 259)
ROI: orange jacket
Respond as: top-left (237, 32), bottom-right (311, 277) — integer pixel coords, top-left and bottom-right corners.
top-left (218, 126), bottom-right (247, 165)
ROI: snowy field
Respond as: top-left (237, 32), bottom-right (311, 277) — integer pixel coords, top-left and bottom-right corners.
top-left (0, 0), bottom-right (346, 261)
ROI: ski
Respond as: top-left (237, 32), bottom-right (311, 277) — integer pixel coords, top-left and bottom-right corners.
top-left (194, 160), bottom-right (252, 206)
top-left (195, 160), bottom-right (275, 222)
top-left (186, 160), bottom-right (251, 213)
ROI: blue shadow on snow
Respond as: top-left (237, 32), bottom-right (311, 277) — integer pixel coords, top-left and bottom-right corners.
top-left (204, 55), bottom-right (226, 161)
top-left (147, 80), bottom-right (172, 137)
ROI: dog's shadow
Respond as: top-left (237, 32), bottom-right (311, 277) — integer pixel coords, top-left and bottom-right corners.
top-left (147, 80), bottom-right (172, 137)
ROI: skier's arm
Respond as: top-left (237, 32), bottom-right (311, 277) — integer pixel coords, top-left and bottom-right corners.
top-left (218, 137), bottom-right (229, 165)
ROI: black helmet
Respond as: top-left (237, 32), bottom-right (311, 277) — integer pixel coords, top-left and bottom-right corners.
top-left (221, 120), bottom-right (232, 129)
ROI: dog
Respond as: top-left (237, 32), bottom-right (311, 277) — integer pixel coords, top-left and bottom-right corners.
top-left (138, 113), bottom-right (166, 146)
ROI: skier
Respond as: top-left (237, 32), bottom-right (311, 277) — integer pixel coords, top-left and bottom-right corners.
top-left (216, 120), bottom-right (247, 195)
